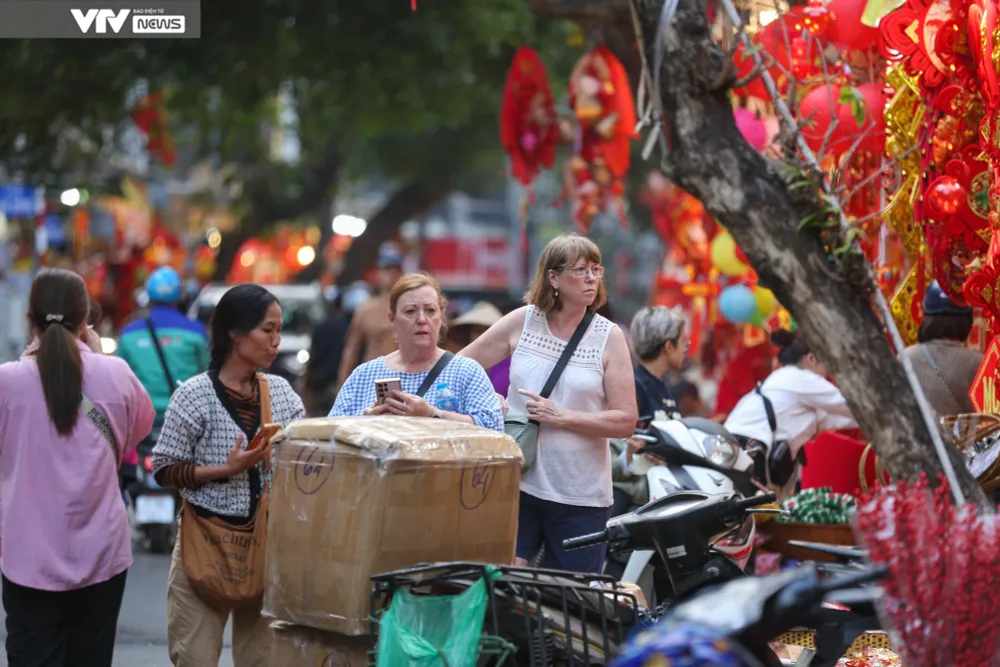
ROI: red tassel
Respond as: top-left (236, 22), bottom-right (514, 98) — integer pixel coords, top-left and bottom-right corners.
top-left (411, 0), bottom-right (416, 9)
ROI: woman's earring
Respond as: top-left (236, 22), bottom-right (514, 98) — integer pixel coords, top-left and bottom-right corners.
top-left (554, 289), bottom-right (559, 299)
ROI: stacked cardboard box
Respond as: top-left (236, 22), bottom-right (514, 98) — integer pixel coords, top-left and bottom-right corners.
top-left (263, 416), bottom-right (521, 664)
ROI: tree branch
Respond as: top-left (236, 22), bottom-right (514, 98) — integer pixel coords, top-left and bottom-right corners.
top-left (334, 180), bottom-right (454, 286)
top-left (632, 0), bottom-right (985, 502)
top-left (213, 150), bottom-right (342, 281)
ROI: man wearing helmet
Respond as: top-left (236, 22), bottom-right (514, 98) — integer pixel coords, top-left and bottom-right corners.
top-left (117, 266), bottom-right (209, 423)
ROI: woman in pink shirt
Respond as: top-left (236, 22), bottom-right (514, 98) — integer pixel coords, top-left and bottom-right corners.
top-left (0, 268), bottom-right (154, 667)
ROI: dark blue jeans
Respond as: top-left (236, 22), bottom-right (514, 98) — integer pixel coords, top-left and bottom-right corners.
top-left (516, 491), bottom-right (610, 574)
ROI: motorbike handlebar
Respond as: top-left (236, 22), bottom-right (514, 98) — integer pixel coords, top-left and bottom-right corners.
top-left (562, 530), bottom-right (608, 551)
top-left (729, 493), bottom-right (778, 514)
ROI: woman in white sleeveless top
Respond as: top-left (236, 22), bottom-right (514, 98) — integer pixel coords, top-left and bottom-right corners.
top-left (461, 234), bottom-right (637, 573)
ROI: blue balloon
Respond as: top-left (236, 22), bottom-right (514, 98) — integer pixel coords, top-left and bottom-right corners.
top-left (719, 285), bottom-right (757, 324)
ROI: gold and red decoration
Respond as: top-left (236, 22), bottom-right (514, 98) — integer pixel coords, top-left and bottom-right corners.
top-left (499, 47), bottom-right (559, 197)
top-left (499, 45), bottom-right (636, 232)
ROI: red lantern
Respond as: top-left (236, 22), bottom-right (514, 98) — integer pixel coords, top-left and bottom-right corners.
top-left (799, 82), bottom-right (886, 156)
top-left (734, 10), bottom-right (822, 99)
top-left (825, 0), bottom-right (881, 52)
top-left (802, 0), bottom-right (832, 35)
top-left (926, 175), bottom-right (966, 217)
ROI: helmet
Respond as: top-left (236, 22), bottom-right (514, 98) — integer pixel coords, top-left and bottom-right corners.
top-left (146, 267), bottom-right (182, 304)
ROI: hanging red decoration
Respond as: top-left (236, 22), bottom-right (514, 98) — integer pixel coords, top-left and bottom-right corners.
top-left (926, 175), bottom-right (965, 216)
top-left (798, 82), bottom-right (886, 156)
top-left (734, 11), bottom-right (823, 99)
top-left (565, 46), bottom-right (637, 231)
top-left (825, 0), bottom-right (881, 52)
top-left (130, 92), bottom-right (176, 167)
top-left (802, 0), bottom-right (833, 34)
top-left (499, 47), bottom-right (559, 189)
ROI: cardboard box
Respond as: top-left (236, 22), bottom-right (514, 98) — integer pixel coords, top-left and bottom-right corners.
top-left (270, 621), bottom-right (370, 666)
top-left (264, 416), bottom-right (520, 635)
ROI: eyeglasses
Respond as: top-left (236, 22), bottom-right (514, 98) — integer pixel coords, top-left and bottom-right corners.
top-left (560, 265), bottom-right (605, 279)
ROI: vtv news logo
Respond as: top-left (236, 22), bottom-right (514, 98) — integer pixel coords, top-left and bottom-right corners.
top-left (71, 8), bottom-right (186, 34)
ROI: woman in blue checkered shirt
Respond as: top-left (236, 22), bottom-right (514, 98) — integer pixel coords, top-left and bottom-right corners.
top-left (329, 273), bottom-right (503, 431)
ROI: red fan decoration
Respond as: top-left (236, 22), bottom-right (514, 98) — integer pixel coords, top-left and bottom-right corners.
top-left (500, 47), bottom-right (559, 189)
top-left (854, 475), bottom-right (1000, 667)
top-left (565, 46), bottom-right (637, 230)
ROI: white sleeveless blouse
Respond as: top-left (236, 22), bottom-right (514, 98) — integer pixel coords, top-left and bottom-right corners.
top-left (507, 306), bottom-right (615, 508)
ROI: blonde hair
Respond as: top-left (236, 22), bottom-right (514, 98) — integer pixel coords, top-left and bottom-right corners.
top-left (524, 234), bottom-right (607, 314)
top-left (388, 272), bottom-right (450, 340)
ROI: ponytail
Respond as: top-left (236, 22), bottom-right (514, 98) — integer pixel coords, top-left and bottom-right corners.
top-left (27, 268), bottom-right (90, 436)
top-left (36, 323), bottom-right (84, 435)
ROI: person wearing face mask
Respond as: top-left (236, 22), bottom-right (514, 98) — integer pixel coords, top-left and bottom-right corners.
top-left (460, 234), bottom-right (637, 574)
top-left (724, 329), bottom-right (857, 497)
top-left (330, 273), bottom-right (503, 430)
top-left (151, 284), bottom-right (306, 667)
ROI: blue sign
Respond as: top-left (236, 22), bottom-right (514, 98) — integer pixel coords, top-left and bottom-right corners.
top-left (43, 214), bottom-right (66, 247)
top-left (0, 185), bottom-right (44, 218)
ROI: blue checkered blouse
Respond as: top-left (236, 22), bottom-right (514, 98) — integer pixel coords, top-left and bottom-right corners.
top-left (329, 355), bottom-right (503, 431)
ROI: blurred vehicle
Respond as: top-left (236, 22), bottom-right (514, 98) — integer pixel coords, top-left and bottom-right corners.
top-left (187, 283), bottom-right (324, 390)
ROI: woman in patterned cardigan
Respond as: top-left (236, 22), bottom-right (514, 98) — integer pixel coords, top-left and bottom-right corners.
top-left (151, 284), bottom-right (305, 667)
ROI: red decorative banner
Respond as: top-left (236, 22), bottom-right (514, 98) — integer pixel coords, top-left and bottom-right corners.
top-left (970, 336), bottom-right (1000, 413)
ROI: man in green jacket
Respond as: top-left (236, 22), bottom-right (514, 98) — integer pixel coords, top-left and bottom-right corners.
top-left (117, 267), bottom-right (209, 423)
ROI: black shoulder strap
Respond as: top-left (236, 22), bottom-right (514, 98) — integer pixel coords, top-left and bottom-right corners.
top-left (144, 316), bottom-right (177, 394)
top-left (541, 312), bottom-right (594, 399)
top-left (754, 382), bottom-right (777, 443)
top-left (417, 352), bottom-right (454, 397)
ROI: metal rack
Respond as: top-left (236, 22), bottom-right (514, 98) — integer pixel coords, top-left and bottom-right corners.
top-left (369, 562), bottom-right (643, 666)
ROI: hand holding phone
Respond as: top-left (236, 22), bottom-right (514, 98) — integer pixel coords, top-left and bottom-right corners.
top-left (248, 423), bottom-right (282, 451)
top-left (375, 378), bottom-right (402, 405)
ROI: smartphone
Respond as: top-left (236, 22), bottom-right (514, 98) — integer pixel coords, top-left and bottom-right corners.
top-left (248, 423), bottom-right (282, 451)
top-left (375, 378), bottom-right (402, 405)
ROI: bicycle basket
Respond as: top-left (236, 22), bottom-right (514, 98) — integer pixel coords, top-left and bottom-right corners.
top-left (375, 569), bottom-right (494, 666)
top-left (370, 562), bottom-right (640, 666)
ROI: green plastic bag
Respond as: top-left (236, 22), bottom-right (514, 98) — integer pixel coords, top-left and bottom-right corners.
top-left (376, 573), bottom-right (494, 666)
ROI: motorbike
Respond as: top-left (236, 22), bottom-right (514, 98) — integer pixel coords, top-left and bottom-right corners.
top-left (647, 561), bottom-right (886, 667)
top-left (612, 416), bottom-right (764, 605)
top-left (569, 489), bottom-right (778, 610)
top-left (781, 540), bottom-right (882, 665)
top-left (368, 492), bottom-right (779, 666)
top-left (126, 423), bottom-right (180, 554)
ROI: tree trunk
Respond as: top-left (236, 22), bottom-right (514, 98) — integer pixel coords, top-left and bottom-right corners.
top-left (334, 181), bottom-right (453, 286)
top-left (530, 0), bottom-right (985, 503)
top-left (213, 150), bottom-right (341, 280)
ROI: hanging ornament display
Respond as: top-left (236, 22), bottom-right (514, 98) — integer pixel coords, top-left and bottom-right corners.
top-left (131, 92), bottom-right (176, 167)
top-left (564, 46), bottom-right (637, 231)
top-left (826, 0), bottom-right (882, 51)
top-left (733, 9), bottom-right (824, 100)
top-left (499, 47), bottom-right (559, 201)
top-left (799, 83), bottom-right (887, 156)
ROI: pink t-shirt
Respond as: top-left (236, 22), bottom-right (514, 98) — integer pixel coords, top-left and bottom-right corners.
top-left (0, 341), bottom-right (154, 591)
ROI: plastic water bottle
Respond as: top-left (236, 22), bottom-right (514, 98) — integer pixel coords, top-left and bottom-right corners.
top-left (433, 382), bottom-right (458, 412)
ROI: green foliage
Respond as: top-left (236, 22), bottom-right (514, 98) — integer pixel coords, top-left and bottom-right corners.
top-left (0, 0), bottom-right (579, 196)
top-left (837, 85), bottom-right (867, 128)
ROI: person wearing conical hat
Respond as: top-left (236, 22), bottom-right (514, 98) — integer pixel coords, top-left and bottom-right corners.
top-left (448, 301), bottom-right (509, 395)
